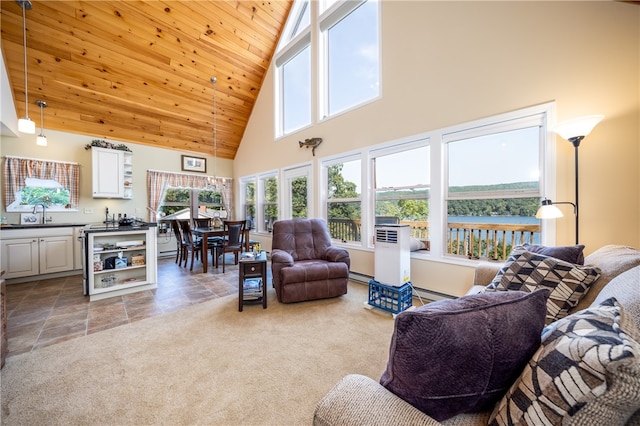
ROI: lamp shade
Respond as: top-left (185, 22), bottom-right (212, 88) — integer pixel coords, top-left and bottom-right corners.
top-left (36, 135), bottom-right (47, 146)
top-left (535, 203), bottom-right (563, 219)
top-left (18, 117), bottom-right (35, 134)
top-left (553, 115), bottom-right (604, 140)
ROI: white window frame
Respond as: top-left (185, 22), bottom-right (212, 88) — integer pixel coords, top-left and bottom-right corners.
top-left (258, 170), bottom-right (279, 233)
top-left (275, 0), bottom-right (381, 137)
top-left (318, 0), bottom-right (381, 121)
top-left (240, 176), bottom-right (257, 231)
top-left (282, 162), bottom-right (314, 219)
top-left (320, 152), bottom-right (363, 245)
top-left (274, 0), bottom-right (313, 138)
top-left (369, 137), bottom-right (430, 248)
top-left (315, 102), bottom-right (556, 261)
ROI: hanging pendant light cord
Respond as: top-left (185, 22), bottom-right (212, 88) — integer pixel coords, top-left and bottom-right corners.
top-left (22, 4), bottom-right (29, 119)
top-left (211, 76), bottom-right (217, 185)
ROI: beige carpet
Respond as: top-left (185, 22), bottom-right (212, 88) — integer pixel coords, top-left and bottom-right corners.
top-left (1, 282), bottom-right (396, 425)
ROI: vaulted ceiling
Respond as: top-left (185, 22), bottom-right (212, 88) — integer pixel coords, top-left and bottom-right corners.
top-left (1, 0), bottom-right (293, 159)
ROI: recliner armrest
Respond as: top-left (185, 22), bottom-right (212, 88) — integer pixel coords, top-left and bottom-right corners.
top-left (324, 246), bottom-right (350, 265)
top-left (271, 249), bottom-right (294, 266)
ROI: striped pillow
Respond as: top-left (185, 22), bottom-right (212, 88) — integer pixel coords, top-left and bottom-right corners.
top-left (484, 247), bottom-right (600, 324)
top-left (489, 298), bottom-right (640, 426)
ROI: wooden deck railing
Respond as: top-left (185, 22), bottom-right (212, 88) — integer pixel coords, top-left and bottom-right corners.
top-left (447, 222), bottom-right (539, 260)
top-left (327, 219), bottom-right (539, 261)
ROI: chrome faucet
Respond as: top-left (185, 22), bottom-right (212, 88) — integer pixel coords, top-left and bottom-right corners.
top-left (32, 203), bottom-right (48, 224)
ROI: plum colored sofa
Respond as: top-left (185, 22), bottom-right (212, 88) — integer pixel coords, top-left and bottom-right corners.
top-left (313, 245), bottom-right (640, 426)
top-left (271, 218), bottom-right (350, 303)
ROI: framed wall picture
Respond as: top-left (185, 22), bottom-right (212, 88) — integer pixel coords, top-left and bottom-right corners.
top-left (181, 155), bottom-right (207, 173)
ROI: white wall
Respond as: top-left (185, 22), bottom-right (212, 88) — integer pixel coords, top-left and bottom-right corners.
top-left (235, 1), bottom-right (640, 296)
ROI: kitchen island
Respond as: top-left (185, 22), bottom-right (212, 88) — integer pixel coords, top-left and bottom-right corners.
top-left (83, 222), bottom-right (158, 301)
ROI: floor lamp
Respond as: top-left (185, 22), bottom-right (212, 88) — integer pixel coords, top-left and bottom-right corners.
top-left (536, 115), bottom-right (604, 244)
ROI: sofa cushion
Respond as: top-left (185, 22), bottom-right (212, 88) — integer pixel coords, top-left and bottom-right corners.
top-left (592, 265), bottom-right (640, 331)
top-left (521, 243), bottom-right (585, 264)
top-left (576, 245), bottom-right (640, 312)
top-left (279, 259), bottom-right (349, 284)
top-left (489, 298), bottom-right (640, 426)
top-left (380, 289), bottom-right (550, 422)
top-left (484, 247), bottom-right (601, 324)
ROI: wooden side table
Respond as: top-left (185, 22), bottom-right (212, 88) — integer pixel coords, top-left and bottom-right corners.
top-left (238, 251), bottom-right (267, 312)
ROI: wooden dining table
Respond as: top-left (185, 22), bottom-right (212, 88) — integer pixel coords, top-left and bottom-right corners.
top-left (192, 226), bottom-right (251, 273)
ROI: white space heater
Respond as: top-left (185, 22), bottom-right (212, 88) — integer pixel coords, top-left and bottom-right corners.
top-left (374, 224), bottom-right (411, 286)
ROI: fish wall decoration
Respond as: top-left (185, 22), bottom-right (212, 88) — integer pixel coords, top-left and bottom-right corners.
top-left (299, 137), bottom-right (323, 156)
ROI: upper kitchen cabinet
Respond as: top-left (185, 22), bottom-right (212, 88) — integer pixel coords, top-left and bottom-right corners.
top-left (91, 148), bottom-right (133, 199)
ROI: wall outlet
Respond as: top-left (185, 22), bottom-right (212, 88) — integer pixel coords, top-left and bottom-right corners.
top-left (83, 208), bottom-right (93, 214)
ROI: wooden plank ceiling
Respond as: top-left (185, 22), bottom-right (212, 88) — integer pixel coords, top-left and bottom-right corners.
top-left (1, 0), bottom-right (293, 159)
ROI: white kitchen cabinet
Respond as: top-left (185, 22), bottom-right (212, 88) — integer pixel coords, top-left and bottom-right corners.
top-left (92, 147), bottom-right (132, 199)
top-left (86, 228), bottom-right (157, 301)
top-left (39, 236), bottom-right (74, 274)
top-left (0, 228), bottom-right (75, 279)
top-left (0, 238), bottom-right (39, 278)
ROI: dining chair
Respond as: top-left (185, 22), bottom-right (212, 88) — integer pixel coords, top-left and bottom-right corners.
top-left (170, 220), bottom-right (186, 265)
top-left (179, 220), bottom-right (204, 271)
top-left (193, 218), bottom-right (211, 228)
top-left (213, 220), bottom-right (246, 273)
top-left (194, 217), bottom-right (223, 251)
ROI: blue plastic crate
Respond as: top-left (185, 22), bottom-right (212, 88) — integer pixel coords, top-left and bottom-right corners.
top-left (368, 279), bottom-right (413, 314)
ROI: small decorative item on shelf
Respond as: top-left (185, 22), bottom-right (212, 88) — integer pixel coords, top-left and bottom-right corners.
top-left (131, 254), bottom-right (145, 266)
top-left (84, 139), bottom-right (132, 152)
top-left (93, 254), bottom-right (103, 272)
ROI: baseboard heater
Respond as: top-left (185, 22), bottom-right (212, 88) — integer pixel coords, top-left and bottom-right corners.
top-left (349, 271), bottom-right (454, 302)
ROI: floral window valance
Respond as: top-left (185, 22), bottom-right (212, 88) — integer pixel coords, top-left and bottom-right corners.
top-left (3, 156), bottom-right (79, 212)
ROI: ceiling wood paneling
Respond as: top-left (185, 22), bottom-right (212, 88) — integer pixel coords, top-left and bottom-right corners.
top-left (1, 0), bottom-right (293, 159)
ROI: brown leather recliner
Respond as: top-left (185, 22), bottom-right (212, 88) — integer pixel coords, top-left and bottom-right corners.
top-left (271, 219), bottom-right (350, 303)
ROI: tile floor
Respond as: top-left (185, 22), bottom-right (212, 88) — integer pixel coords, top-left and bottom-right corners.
top-left (5, 255), bottom-right (255, 358)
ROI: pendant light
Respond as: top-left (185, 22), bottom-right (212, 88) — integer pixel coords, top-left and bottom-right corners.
top-left (17, 0), bottom-right (35, 134)
top-left (35, 100), bottom-right (47, 146)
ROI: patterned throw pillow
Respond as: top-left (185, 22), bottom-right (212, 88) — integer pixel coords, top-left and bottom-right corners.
top-left (521, 243), bottom-right (585, 265)
top-left (484, 247), bottom-right (601, 324)
top-left (489, 298), bottom-right (640, 426)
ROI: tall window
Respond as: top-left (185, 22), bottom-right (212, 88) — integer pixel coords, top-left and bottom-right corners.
top-left (275, 0), bottom-right (311, 137)
top-left (283, 164), bottom-right (312, 219)
top-left (445, 118), bottom-right (545, 259)
top-left (323, 155), bottom-right (362, 243)
top-left (275, 0), bottom-right (380, 136)
top-left (282, 48), bottom-right (311, 134)
top-left (320, 0), bottom-right (380, 117)
top-left (241, 178), bottom-right (257, 230)
top-left (372, 141), bottom-right (430, 244)
top-left (261, 173), bottom-right (278, 232)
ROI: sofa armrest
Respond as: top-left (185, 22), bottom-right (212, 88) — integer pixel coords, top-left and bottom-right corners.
top-left (473, 261), bottom-right (502, 286)
top-left (313, 374), bottom-right (489, 426)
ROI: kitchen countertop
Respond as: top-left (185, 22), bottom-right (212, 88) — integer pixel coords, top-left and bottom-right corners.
top-left (0, 222), bottom-right (157, 232)
top-left (0, 223), bottom-right (87, 230)
top-left (83, 222), bottom-right (157, 233)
